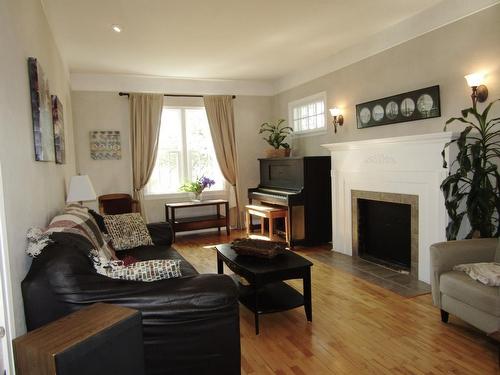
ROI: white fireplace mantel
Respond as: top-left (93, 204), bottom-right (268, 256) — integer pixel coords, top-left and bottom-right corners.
top-left (322, 131), bottom-right (457, 283)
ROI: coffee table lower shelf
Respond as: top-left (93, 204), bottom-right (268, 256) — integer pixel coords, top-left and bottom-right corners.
top-left (230, 275), bottom-right (304, 315)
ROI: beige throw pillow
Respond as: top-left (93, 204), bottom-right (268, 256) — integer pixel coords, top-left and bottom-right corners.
top-left (104, 213), bottom-right (154, 251)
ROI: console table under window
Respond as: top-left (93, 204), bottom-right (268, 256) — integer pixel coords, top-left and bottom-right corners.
top-left (165, 199), bottom-right (230, 241)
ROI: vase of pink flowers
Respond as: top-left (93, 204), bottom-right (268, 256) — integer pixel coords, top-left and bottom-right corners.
top-left (180, 176), bottom-right (216, 202)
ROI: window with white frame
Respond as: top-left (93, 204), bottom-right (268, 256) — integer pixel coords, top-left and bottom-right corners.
top-left (145, 107), bottom-right (224, 196)
top-left (288, 92), bottom-right (327, 134)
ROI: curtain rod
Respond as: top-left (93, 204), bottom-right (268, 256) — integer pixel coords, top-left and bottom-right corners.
top-left (119, 92), bottom-right (236, 99)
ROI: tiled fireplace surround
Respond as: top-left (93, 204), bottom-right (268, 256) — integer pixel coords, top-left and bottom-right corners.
top-left (323, 132), bottom-right (457, 283)
top-left (351, 190), bottom-right (419, 277)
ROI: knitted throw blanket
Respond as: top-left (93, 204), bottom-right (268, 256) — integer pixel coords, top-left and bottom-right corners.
top-left (27, 204), bottom-right (114, 260)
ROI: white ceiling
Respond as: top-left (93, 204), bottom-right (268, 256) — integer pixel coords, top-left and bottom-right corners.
top-left (42, 0), bottom-right (443, 81)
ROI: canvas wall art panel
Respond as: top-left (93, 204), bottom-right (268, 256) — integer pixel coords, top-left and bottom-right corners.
top-left (90, 131), bottom-right (122, 160)
top-left (356, 85), bottom-right (441, 129)
top-left (28, 57), bottom-right (55, 161)
top-left (51, 95), bottom-right (66, 164)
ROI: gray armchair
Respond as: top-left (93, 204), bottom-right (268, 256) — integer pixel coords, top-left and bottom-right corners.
top-left (430, 238), bottom-right (499, 334)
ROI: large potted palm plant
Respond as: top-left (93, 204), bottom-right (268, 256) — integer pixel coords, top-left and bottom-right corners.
top-left (441, 99), bottom-right (500, 240)
top-left (259, 119), bottom-right (293, 158)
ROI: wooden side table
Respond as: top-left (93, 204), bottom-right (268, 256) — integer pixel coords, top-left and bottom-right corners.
top-left (13, 303), bottom-right (144, 375)
top-left (165, 199), bottom-right (230, 242)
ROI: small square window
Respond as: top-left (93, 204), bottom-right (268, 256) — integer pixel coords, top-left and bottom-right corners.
top-left (288, 92), bottom-right (327, 135)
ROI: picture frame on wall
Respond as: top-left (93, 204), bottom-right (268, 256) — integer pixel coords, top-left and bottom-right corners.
top-left (90, 131), bottom-right (122, 160)
top-left (51, 95), bottom-right (66, 164)
top-left (356, 85), bottom-right (441, 129)
top-left (28, 57), bottom-right (55, 162)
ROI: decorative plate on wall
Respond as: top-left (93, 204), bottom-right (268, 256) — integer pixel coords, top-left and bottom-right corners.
top-left (356, 85), bottom-right (441, 129)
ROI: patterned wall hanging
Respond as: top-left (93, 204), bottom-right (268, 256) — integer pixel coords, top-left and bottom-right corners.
top-left (90, 131), bottom-right (122, 160)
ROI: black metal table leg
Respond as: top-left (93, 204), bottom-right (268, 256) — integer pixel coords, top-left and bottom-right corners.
top-left (254, 287), bottom-right (260, 335)
top-left (217, 255), bottom-right (224, 275)
top-left (303, 267), bottom-right (312, 322)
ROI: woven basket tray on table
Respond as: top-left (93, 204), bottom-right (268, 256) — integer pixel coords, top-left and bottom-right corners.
top-left (231, 238), bottom-right (288, 259)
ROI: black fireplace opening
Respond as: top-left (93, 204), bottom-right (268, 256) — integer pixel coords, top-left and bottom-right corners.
top-left (357, 198), bottom-right (411, 270)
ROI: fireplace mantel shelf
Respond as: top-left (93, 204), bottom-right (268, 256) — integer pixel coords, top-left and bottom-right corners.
top-left (322, 131), bottom-right (458, 151)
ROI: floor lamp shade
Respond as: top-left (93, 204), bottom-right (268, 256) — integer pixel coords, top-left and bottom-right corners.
top-left (67, 175), bottom-right (97, 203)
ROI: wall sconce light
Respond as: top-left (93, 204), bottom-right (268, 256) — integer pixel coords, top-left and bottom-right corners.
top-left (464, 72), bottom-right (488, 107)
top-left (329, 107), bottom-right (344, 133)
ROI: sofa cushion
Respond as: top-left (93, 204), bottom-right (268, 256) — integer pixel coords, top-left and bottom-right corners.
top-left (146, 222), bottom-right (173, 246)
top-left (104, 213), bottom-right (154, 250)
top-left (440, 270), bottom-right (500, 316)
top-left (88, 209), bottom-right (108, 233)
top-left (495, 238), bottom-right (500, 263)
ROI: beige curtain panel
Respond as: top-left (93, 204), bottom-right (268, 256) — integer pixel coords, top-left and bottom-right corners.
top-left (129, 93), bottom-right (164, 220)
top-left (203, 95), bottom-right (241, 228)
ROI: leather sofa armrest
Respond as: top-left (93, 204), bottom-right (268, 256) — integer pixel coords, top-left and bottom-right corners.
top-left (430, 238), bottom-right (497, 306)
top-left (147, 222), bottom-right (173, 246)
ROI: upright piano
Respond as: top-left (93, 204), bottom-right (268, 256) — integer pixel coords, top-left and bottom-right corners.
top-left (248, 156), bottom-right (332, 245)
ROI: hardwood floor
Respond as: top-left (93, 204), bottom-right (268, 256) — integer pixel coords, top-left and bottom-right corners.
top-left (173, 230), bottom-right (499, 374)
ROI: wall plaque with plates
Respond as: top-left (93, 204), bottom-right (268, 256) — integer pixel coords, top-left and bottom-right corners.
top-left (356, 85), bottom-right (441, 129)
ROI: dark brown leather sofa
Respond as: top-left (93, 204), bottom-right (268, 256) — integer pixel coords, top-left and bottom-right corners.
top-left (21, 223), bottom-right (241, 375)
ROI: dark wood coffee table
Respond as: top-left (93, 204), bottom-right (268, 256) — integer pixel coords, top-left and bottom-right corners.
top-left (216, 243), bottom-right (313, 334)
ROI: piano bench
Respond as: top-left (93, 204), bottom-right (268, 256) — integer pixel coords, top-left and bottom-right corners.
top-left (245, 204), bottom-right (289, 243)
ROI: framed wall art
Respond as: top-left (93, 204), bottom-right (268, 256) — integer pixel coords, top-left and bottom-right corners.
top-left (356, 85), bottom-right (441, 129)
top-left (90, 131), bottom-right (122, 160)
top-left (28, 57), bottom-right (55, 161)
top-left (51, 95), bottom-right (66, 164)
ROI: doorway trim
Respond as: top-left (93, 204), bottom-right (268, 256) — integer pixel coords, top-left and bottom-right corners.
top-left (0, 163), bottom-right (15, 374)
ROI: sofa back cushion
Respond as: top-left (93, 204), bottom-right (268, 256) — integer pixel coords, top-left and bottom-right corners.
top-left (495, 238), bottom-right (500, 262)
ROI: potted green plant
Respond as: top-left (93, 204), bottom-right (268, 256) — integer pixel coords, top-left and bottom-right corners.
top-left (441, 99), bottom-right (500, 240)
top-left (259, 119), bottom-right (293, 158)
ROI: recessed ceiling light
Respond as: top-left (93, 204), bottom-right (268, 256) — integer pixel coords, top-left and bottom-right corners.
top-left (111, 25), bottom-right (122, 33)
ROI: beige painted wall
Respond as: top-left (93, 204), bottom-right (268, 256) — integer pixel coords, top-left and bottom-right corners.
top-left (233, 96), bottom-right (273, 224)
top-left (273, 4), bottom-right (500, 156)
top-left (0, 0), bottom-right (76, 336)
top-left (71, 92), bottom-right (272, 224)
top-left (71, 91), bottom-right (133, 211)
